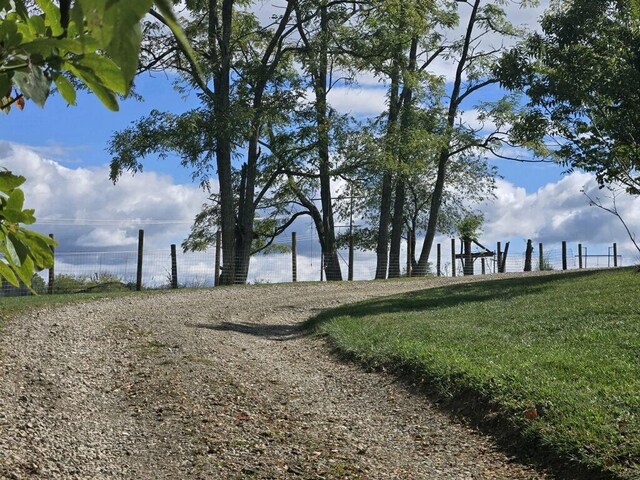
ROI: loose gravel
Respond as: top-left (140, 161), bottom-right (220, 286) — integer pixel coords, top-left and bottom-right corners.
top-left (0, 275), bottom-right (555, 479)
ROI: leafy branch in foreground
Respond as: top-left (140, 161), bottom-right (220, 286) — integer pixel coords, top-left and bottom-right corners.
top-left (0, 0), bottom-right (197, 291)
top-left (0, 170), bottom-right (55, 289)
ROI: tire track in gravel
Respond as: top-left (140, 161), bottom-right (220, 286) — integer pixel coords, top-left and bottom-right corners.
top-left (0, 276), bottom-right (554, 479)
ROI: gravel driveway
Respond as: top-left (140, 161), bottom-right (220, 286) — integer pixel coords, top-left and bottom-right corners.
top-left (0, 276), bottom-right (550, 479)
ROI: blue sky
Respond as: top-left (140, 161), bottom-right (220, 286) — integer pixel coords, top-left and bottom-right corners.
top-left (1, 0), bottom-right (638, 281)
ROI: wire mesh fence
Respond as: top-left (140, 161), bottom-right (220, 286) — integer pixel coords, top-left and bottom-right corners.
top-left (0, 229), bottom-right (626, 297)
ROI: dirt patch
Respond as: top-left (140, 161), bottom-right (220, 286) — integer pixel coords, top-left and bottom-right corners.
top-left (0, 275), bottom-right (557, 479)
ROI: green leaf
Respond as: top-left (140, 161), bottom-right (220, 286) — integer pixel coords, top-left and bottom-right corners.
top-left (12, 64), bottom-right (50, 107)
top-left (102, 0), bottom-right (153, 89)
top-left (35, 0), bottom-right (63, 37)
top-left (8, 231), bottom-right (30, 264)
top-left (65, 63), bottom-right (119, 111)
top-left (27, 14), bottom-right (46, 36)
top-left (17, 228), bottom-right (55, 268)
top-left (0, 260), bottom-right (20, 288)
top-left (0, 171), bottom-right (26, 194)
top-left (53, 73), bottom-right (76, 105)
top-left (13, 253), bottom-right (35, 289)
top-left (3, 234), bottom-right (20, 266)
top-left (5, 187), bottom-right (25, 212)
top-left (76, 53), bottom-right (127, 94)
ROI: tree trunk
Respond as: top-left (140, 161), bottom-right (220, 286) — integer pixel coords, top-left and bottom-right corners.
top-left (315, 4), bottom-right (342, 281)
top-left (214, 0), bottom-right (236, 285)
top-left (388, 38), bottom-right (417, 278)
top-left (374, 67), bottom-right (401, 279)
top-left (388, 178), bottom-right (405, 278)
top-left (414, 0), bottom-right (481, 276)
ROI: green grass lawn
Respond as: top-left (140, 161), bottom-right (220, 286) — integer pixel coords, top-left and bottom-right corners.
top-left (307, 269), bottom-right (640, 479)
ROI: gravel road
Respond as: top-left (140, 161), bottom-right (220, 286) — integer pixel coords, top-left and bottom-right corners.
top-left (0, 276), bottom-right (551, 479)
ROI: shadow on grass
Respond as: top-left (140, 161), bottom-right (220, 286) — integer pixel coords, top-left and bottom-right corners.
top-left (303, 269), bottom-right (625, 480)
top-left (305, 270), bottom-right (605, 331)
top-left (186, 321), bottom-right (306, 341)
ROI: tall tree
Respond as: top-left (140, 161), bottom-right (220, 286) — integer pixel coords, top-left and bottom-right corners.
top-left (283, 0), bottom-right (360, 281)
top-left (342, 0), bottom-right (454, 279)
top-left (413, 0), bottom-right (542, 275)
top-left (109, 1), bottom-right (301, 284)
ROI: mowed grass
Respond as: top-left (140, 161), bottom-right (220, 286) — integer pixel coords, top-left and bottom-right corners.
top-left (308, 269), bottom-right (640, 479)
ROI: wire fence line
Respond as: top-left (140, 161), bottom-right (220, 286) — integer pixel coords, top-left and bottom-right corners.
top-left (0, 228), bottom-right (625, 296)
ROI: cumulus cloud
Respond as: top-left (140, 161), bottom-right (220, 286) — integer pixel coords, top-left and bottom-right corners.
top-left (0, 141), bottom-right (209, 253)
top-left (478, 173), bottom-right (640, 264)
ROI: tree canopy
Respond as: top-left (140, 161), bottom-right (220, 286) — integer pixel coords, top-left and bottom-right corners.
top-left (499, 0), bottom-right (640, 194)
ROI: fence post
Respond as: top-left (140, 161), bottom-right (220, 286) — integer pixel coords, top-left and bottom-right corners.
top-left (406, 231), bottom-right (412, 278)
top-left (524, 239), bottom-right (533, 272)
top-left (562, 241), bottom-right (567, 270)
top-left (501, 242), bottom-right (510, 273)
top-left (578, 243), bottom-right (583, 269)
top-left (320, 252), bottom-right (324, 281)
top-left (136, 229), bottom-right (144, 291)
top-left (436, 243), bottom-right (441, 277)
top-left (497, 241), bottom-right (502, 273)
top-left (348, 231), bottom-right (354, 281)
top-left (170, 244), bottom-right (178, 289)
top-left (214, 230), bottom-right (221, 287)
top-left (613, 242), bottom-right (618, 267)
top-left (48, 233), bottom-right (55, 294)
top-left (451, 238), bottom-right (456, 277)
top-left (538, 243), bottom-right (544, 271)
top-left (292, 232), bottom-right (298, 282)
top-left (481, 257), bottom-right (486, 275)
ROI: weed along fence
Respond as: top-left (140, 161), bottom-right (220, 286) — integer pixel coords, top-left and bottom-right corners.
top-left (0, 229), bottom-right (627, 296)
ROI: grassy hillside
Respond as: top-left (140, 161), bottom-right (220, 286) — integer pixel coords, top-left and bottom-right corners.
top-left (308, 269), bottom-right (640, 479)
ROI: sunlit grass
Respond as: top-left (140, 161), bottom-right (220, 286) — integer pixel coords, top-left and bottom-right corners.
top-left (308, 268), bottom-right (640, 479)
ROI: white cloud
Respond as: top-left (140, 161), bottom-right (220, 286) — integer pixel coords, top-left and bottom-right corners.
top-left (477, 173), bottom-right (640, 265)
top-left (0, 141), bottom-right (209, 252)
top-left (328, 86), bottom-right (388, 117)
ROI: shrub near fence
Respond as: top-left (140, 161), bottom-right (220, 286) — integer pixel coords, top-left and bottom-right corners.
top-left (0, 231), bottom-right (625, 296)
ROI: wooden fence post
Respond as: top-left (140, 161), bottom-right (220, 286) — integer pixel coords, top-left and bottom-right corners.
top-left (136, 229), bottom-right (144, 291)
top-left (497, 241), bottom-right (502, 273)
top-left (436, 243), bottom-right (441, 277)
top-left (48, 233), bottom-right (55, 295)
top-left (406, 231), bottom-right (412, 278)
top-left (481, 257), bottom-right (486, 275)
top-left (501, 242), bottom-right (510, 273)
top-left (292, 232), bottom-right (298, 282)
top-left (613, 242), bottom-right (618, 267)
top-left (320, 252), bottom-right (324, 281)
top-left (539, 243), bottom-right (544, 271)
top-left (562, 241), bottom-right (567, 270)
top-left (170, 244), bottom-right (178, 289)
top-left (348, 231), bottom-right (354, 281)
top-left (578, 243), bottom-right (583, 269)
top-left (524, 239), bottom-right (533, 272)
top-left (451, 238), bottom-right (456, 277)
top-left (214, 230), bottom-right (221, 287)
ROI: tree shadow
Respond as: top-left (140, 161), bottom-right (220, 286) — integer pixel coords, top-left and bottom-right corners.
top-left (186, 321), bottom-right (306, 341)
